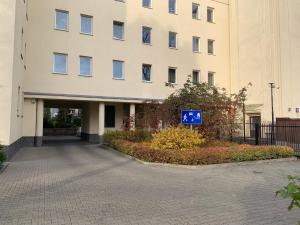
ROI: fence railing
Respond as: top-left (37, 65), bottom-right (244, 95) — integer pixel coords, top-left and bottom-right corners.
top-left (234, 123), bottom-right (300, 156)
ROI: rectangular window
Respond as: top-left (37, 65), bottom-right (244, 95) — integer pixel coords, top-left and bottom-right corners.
top-left (105, 105), bottom-right (116, 128)
top-left (143, 0), bottom-right (151, 8)
top-left (142, 26), bottom-right (152, 44)
top-left (81, 15), bottom-right (93, 35)
top-left (193, 36), bottom-right (200, 52)
top-left (208, 39), bottom-right (215, 54)
top-left (142, 64), bottom-right (152, 82)
top-left (113, 60), bottom-right (124, 79)
top-left (55, 10), bottom-right (69, 31)
top-left (169, 32), bottom-right (177, 48)
top-left (113, 21), bottom-right (124, 40)
top-left (192, 3), bottom-right (200, 19)
top-left (80, 56), bottom-right (92, 76)
top-left (53, 53), bottom-right (67, 74)
top-left (168, 67), bottom-right (176, 84)
top-left (207, 7), bottom-right (214, 23)
top-left (192, 70), bottom-right (200, 83)
top-left (208, 72), bottom-right (215, 86)
top-left (169, 0), bottom-right (176, 14)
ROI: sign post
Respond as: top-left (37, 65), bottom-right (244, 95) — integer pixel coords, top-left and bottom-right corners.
top-left (181, 110), bottom-right (203, 130)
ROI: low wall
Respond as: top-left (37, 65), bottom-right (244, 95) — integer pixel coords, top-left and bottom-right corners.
top-left (43, 128), bottom-right (78, 136)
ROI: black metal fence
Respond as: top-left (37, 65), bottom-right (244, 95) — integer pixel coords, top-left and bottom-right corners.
top-left (234, 123), bottom-right (300, 156)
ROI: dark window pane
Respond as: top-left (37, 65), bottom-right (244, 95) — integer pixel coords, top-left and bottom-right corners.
top-left (142, 64), bottom-right (151, 81)
top-left (105, 106), bottom-right (116, 128)
top-left (168, 68), bottom-right (176, 83)
top-left (142, 27), bottom-right (151, 44)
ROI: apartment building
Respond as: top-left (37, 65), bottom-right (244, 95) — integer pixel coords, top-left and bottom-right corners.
top-left (0, 0), bottom-right (300, 155)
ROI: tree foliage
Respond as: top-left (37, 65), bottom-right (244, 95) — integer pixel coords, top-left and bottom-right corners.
top-left (135, 78), bottom-right (250, 139)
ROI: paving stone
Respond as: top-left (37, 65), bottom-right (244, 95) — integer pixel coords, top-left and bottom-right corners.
top-left (0, 143), bottom-right (299, 225)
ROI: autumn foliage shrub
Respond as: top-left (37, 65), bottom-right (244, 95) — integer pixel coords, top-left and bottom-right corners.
top-left (150, 127), bottom-right (205, 151)
top-left (110, 140), bottom-right (294, 165)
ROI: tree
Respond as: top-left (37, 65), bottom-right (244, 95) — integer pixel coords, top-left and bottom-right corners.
top-left (136, 78), bottom-right (250, 139)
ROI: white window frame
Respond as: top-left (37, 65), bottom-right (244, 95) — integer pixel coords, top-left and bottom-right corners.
top-left (168, 67), bottom-right (177, 84)
top-left (192, 3), bottom-right (200, 20)
top-left (53, 53), bottom-right (68, 75)
top-left (208, 39), bottom-right (215, 55)
top-left (80, 14), bottom-right (93, 35)
top-left (113, 60), bottom-right (125, 80)
top-left (193, 36), bottom-right (200, 53)
top-left (55, 9), bottom-right (69, 31)
top-left (208, 71), bottom-right (215, 86)
top-left (207, 7), bottom-right (215, 23)
top-left (192, 70), bottom-right (200, 83)
top-left (113, 21), bottom-right (125, 40)
top-left (143, 0), bottom-right (152, 8)
top-left (79, 56), bottom-right (93, 76)
top-left (169, 0), bottom-right (177, 14)
top-left (169, 31), bottom-right (177, 49)
top-left (142, 64), bottom-right (152, 82)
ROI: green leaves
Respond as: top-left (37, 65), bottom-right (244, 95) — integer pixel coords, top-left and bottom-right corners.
top-left (276, 176), bottom-right (300, 223)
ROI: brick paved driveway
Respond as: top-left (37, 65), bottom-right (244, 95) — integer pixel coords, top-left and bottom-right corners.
top-left (1, 143), bottom-right (300, 225)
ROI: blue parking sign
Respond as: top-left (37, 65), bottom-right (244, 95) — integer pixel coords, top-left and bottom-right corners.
top-left (181, 110), bottom-right (203, 125)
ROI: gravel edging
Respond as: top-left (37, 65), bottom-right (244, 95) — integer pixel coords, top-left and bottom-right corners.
top-left (102, 145), bottom-right (298, 169)
top-left (0, 162), bottom-right (9, 174)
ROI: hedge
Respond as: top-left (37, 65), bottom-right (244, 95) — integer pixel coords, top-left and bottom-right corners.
top-left (108, 140), bottom-right (295, 165)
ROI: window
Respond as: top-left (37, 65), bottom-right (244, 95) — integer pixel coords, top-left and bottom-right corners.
top-left (142, 26), bottom-right (151, 44)
top-left (169, 0), bottom-right (176, 14)
top-left (113, 21), bottom-right (124, 40)
top-left (113, 60), bottom-right (124, 79)
top-left (207, 7), bottom-right (214, 23)
top-left (81, 15), bottom-right (93, 35)
top-left (192, 70), bottom-right (200, 83)
top-left (105, 105), bottom-right (116, 128)
top-left (208, 39), bottom-right (215, 54)
top-left (142, 64), bottom-right (152, 82)
top-left (55, 10), bottom-right (69, 31)
top-left (53, 53), bottom-right (67, 74)
top-left (193, 36), bottom-right (200, 52)
top-left (168, 68), bottom-right (176, 84)
top-left (192, 3), bottom-right (200, 19)
top-left (80, 56), bottom-right (92, 76)
top-left (208, 72), bottom-right (215, 86)
top-left (169, 32), bottom-right (177, 48)
top-left (143, 0), bottom-right (151, 8)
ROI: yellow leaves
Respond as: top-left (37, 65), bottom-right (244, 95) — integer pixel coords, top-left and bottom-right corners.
top-left (150, 126), bottom-right (205, 151)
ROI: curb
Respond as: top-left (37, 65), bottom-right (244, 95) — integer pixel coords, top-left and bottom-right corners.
top-left (0, 162), bottom-right (9, 174)
top-left (102, 145), bottom-right (298, 169)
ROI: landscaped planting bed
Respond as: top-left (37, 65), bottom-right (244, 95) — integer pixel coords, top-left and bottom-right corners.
top-left (104, 129), bottom-right (295, 165)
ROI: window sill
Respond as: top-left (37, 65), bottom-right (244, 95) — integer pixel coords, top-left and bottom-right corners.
top-left (169, 12), bottom-right (178, 15)
top-left (54, 28), bottom-right (69, 32)
top-left (142, 80), bottom-right (152, 83)
top-left (169, 47), bottom-right (178, 50)
top-left (192, 18), bottom-right (201, 21)
top-left (193, 51), bottom-right (201, 54)
top-left (208, 21), bottom-right (216, 24)
top-left (208, 53), bottom-right (216, 56)
top-left (113, 77), bottom-right (125, 81)
top-left (143, 42), bottom-right (152, 46)
top-left (53, 72), bottom-right (68, 75)
top-left (113, 37), bottom-right (125, 41)
top-left (143, 6), bottom-right (153, 9)
top-left (80, 32), bottom-right (93, 36)
top-left (79, 74), bottom-right (92, 77)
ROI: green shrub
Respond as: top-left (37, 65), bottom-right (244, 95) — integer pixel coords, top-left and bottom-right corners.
top-left (150, 127), bottom-right (205, 151)
top-left (276, 176), bottom-right (300, 225)
top-left (103, 129), bottom-right (152, 144)
top-left (0, 146), bottom-right (6, 164)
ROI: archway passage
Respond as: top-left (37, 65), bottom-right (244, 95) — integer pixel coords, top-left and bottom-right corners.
top-left (43, 100), bottom-right (84, 145)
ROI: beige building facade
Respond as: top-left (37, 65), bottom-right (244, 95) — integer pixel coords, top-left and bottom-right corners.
top-left (0, 0), bottom-right (299, 153)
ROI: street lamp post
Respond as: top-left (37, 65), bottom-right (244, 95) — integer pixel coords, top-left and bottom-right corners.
top-left (269, 83), bottom-right (275, 144)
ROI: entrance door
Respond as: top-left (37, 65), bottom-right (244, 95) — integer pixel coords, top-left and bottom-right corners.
top-left (250, 116), bottom-right (261, 138)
